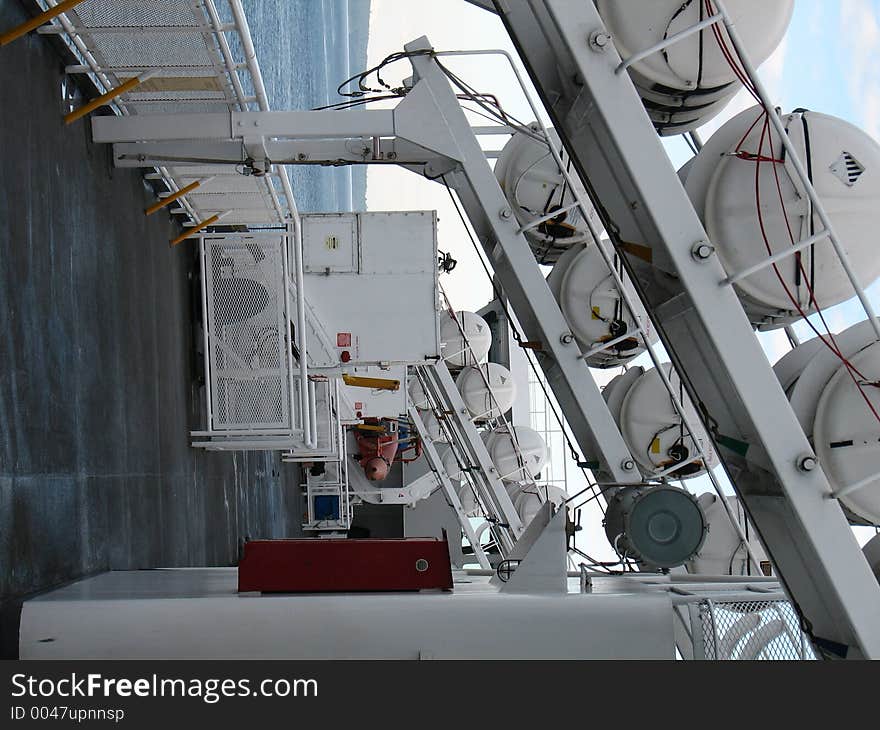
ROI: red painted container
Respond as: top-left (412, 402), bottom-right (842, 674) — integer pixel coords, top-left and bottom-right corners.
top-left (238, 537), bottom-right (454, 593)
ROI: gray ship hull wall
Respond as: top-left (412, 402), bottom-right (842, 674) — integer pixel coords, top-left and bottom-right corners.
top-left (0, 0), bottom-right (304, 616)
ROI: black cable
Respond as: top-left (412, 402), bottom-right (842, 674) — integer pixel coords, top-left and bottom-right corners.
top-left (336, 49), bottom-right (434, 99)
top-left (311, 94), bottom-right (403, 111)
top-left (433, 59), bottom-right (544, 142)
top-left (569, 545), bottom-right (637, 573)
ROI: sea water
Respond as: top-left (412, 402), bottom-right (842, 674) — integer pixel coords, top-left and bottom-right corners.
top-left (237, 0), bottom-right (370, 213)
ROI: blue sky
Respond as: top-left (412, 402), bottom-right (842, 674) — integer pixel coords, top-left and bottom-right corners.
top-left (753, 1), bottom-right (880, 355)
top-left (784, 1), bottom-right (880, 139)
top-left (652, 1), bottom-right (880, 358)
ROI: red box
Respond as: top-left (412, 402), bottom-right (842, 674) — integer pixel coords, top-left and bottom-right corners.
top-left (238, 538), bottom-right (453, 593)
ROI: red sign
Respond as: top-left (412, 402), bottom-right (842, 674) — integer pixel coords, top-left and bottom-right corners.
top-left (238, 538), bottom-right (454, 593)
top-left (354, 401), bottom-right (363, 410)
top-left (336, 332), bottom-right (352, 347)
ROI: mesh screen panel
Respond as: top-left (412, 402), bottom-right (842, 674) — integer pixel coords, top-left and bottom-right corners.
top-left (698, 599), bottom-right (814, 660)
top-left (71, 0), bottom-right (199, 27)
top-left (204, 237), bottom-right (292, 431)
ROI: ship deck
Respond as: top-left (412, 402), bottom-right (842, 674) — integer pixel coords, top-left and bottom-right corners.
top-left (0, 0), bottom-right (303, 658)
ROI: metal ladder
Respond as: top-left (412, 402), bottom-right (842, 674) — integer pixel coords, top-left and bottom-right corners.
top-left (407, 405), bottom-right (493, 569)
top-left (412, 361), bottom-right (524, 557)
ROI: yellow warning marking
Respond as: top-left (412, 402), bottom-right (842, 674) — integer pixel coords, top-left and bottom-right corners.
top-left (342, 374), bottom-right (400, 391)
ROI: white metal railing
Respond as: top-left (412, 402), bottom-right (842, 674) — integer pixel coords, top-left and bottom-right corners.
top-left (575, 569), bottom-right (814, 659)
top-left (412, 295), bottom-right (572, 555)
top-left (301, 398), bottom-right (351, 532)
top-left (36, 0), bottom-right (326, 457)
top-left (189, 229), bottom-right (336, 457)
top-left (408, 405), bottom-right (493, 569)
top-left (37, 0), bottom-right (296, 230)
top-left (414, 362), bottom-right (519, 556)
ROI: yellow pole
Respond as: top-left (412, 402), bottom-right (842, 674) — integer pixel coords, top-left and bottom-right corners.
top-left (145, 181), bottom-right (202, 216)
top-left (170, 215), bottom-right (221, 247)
top-left (64, 75), bottom-right (144, 125)
top-left (1, 0), bottom-right (85, 46)
top-left (341, 374), bottom-right (401, 391)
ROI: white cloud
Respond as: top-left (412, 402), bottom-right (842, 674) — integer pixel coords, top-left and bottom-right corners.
top-left (840, 0), bottom-right (880, 141)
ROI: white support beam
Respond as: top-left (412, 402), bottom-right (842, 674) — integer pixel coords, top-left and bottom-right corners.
top-left (493, 0), bottom-right (880, 658)
top-left (404, 37), bottom-right (637, 484)
top-left (92, 110), bottom-right (396, 143)
top-left (111, 138), bottom-right (442, 168)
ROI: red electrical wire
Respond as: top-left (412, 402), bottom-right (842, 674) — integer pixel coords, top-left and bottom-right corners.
top-left (704, 0), bottom-right (880, 424)
top-left (705, 0), bottom-right (760, 102)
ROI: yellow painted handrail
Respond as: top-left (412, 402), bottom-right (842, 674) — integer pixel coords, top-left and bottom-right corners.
top-left (170, 215), bottom-right (221, 247)
top-left (146, 180), bottom-right (202, 216)
top-left (65, 75), bottom-right (144, 125)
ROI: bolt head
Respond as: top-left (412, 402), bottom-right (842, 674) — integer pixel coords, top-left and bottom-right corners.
top-left (622, 459), bottom-right (636, 471)
top-left (692, 241), bottom-right (715, 260)
top-left (590, 30), bottom-right (612, 50)
top-left (500, 208), bottom-right (512, 220)
top-left (799, 455), bottom-right (818, 472)
top-left (560, 332), bottom-right (575, 345)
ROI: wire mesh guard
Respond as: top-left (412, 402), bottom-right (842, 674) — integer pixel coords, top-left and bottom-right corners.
top-left (698, 599), bottom-right (814, 660)
top-left (203, 236), bottom-right (292, 431)
top-left (38, 0), bottom-right (289, 226)
top-left (52, 0), bottom-right (234, 103)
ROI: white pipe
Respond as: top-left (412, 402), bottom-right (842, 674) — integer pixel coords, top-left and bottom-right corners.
top-left (309, 378), bottom-right (319, 448)
top-left (616, 14), bottom-right (724, 73)
top-left (723, 229), bottom-right (830, 285)
top-left (292, 222), bottom-right (313, 448)
top-left (228, 0), bottom-right (269, 109)
top-left (279, 226), bottom-right (302, 442)
top-left (226, 0), bottom-right (312, 446)
top-left (198, 239), bottom-right (215, 432)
